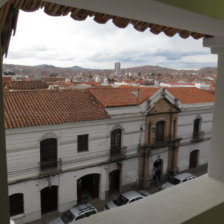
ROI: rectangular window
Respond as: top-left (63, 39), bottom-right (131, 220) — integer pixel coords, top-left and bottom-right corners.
top-left (111, 129), bottom-right (121, 149)
top-left (77, 134), bottom-right (88, 152)
top-left (40, 138), bottom-right (57, 171)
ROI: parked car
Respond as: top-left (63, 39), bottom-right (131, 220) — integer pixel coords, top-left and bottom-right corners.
top-left (139, 190), bottom-right (151, 197)
top-left (161, 172), bottom-right (196, 190)
top-left (104, 190), bottom-right (148, 210)
top-left (49, 203), bottom-right (98, 224)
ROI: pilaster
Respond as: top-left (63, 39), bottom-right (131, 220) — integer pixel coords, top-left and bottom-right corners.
top-left (203, 36), bottom-right (224, 182)
top-left (0, 31), bottom-right (10, 224)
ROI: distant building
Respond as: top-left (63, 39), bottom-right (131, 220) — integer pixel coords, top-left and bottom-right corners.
top-left (95, 74), bottom-right (100, 82)
top-left (195, 83), bottom-right (210, 90)
top-left (160, 82), bottom-right (210, 90)
top-left (101, 77), bottom-right (109, 86)
top-left (114, 62), bottom-right (121, 75)
top-left (160, 82), bottom-right (195, 88)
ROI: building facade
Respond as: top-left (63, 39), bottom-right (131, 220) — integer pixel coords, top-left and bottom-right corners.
top-left (5, 87), bottom-right (214, 223)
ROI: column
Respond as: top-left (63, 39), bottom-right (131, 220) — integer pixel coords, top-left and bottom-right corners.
top-left (0, 32), bottom-right (10, 223)
top-left (143, 148), bottom-right (150, 189)
top-left (138, 148), bottom-right (144, 188)
top-left (204, 36), bottom-right (224, 182)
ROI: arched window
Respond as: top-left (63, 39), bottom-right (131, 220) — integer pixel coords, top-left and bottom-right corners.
top-left (111, 129), bottom-right (122, 150)
top-left (156, 121), bottom-right (165, 142)
top-left (40, 138), bottom-right (57, 171)
top-left (9, 193), bottom-right (24, 216)
top-left (193, 118), bottom-right (201, 139)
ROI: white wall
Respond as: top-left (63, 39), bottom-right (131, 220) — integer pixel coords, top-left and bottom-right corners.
top-left (178, 141), bottom-right (210, 171)
top-left (8, 165), bottom-right (108, 223)
top-left (6, 106), bottom-right (145, 223)
top-left (122, 158), bottom-right (139, 187)
top-left (177, 109), bottom-right (213, 143)
top-left (177, 105), bottom-right (213, 171)
top-left (6, 120), bottom-right (109, 182)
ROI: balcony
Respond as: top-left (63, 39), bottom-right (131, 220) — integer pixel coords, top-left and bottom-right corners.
top-left (75, 175), bottom-right (224, 224)
top-left (39, 159), bottom-right (62, 177)
top-left (147, 136), bottom-right (172, 149)
top-left (110, 146), bottom-right (127, 162)
top-left (192, 131), bottom-right (204, 143)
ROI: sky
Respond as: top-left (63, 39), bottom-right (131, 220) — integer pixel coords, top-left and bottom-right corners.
top-left (4, 9), bottom-right (217, 70)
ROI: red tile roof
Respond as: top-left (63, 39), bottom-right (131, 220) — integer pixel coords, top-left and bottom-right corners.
top-left (85, 81), bottom-right (101, 86)
top-left (4, 90), bottom-right (109, 129)
top-left (89, 86), bottom-right (214, 107)
top-left (167, 87), bottom-right (214, 104)
top-left (89, 87), bottom-right (159, 107)
top-left (8, 80), bottom-right (48, 90)
top-left (3, 87), bottom-right (214, 129)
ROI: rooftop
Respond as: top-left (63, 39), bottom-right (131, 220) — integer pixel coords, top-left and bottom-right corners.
top-left (90, 87), bottom-right (214, 108)
top-left (5, 80), bottom-right (48, 90)
top-left (4, 89), bottom-right (109, 129)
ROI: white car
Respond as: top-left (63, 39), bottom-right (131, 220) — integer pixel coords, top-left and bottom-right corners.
top-left (49, 203), bottom-right (97, 224)
top-left (161, 172), bottom-right (196, 189)
top-left (104, 190), bottom-right (149, 210)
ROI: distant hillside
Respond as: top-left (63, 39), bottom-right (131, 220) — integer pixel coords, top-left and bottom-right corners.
top-left (3, 63), bottom-right (217, 79)
top-left (122, 65), bottom-right (178, 75)
top-left (198, 67), bottom-right (217, 75)
top-left (70, 66), bottom-right (85, 70)
top-left (35, 64), bottom-right (56, 69)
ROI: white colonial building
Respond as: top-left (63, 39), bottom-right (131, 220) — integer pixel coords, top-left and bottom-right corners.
top-left (5, 87), bottom-right (214, 223)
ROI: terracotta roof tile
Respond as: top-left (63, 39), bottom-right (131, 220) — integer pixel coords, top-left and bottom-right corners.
top-left (89, 86), bottom-right (214, 107)
top-left (8, 80), bottom-right (48, 90)
top-left (3, 87), bottom-right (214, 129)
top-left (89, 87), bottom-right (159, 107)
top-left (85, 81), bottom-right (101, 86)
top-left (4, 89), bottom-right (109, 129)
top-left (167, 87), bottom-right (214, 104)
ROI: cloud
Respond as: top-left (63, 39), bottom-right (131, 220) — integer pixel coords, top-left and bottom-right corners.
top-left (4, 9), bottom-right (217, 70)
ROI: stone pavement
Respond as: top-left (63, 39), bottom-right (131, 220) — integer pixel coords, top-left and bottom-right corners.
top-left (26, 164), bottom-right (208, 224)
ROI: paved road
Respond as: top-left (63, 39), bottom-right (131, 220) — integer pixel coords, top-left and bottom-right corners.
top-left (26, 164), bottom-right (208, 224)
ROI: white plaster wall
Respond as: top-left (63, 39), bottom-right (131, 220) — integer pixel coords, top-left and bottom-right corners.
top-left (177, 107), bottom-right (212, 172)
top-left (6, 120), bottom-right (109, 182)
top-left (107, 116), bottom-right (144, 157)
top-left (178, 140), bottom-right (210, 171)
top-left (121, 158), bottom-right (139, 187)
top-left (5, 106), bottom-right (145, 223)
top-left (8, 165), bottom-right (107, 224)
top-left (178, 109), bottom-right (213, 142)
top-left (9, 181), bottom-right (41, 224)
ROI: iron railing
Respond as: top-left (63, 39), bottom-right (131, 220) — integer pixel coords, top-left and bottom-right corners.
top-left (110, 146), bottom-right (127, 161)
top-left (39, 158), bottom-right (62, 176)
top-left (150, 136), bottom-right (172, 148)
top-left (192, 131), bottom-right (204, 142)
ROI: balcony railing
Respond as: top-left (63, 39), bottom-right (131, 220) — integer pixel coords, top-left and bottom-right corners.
top-left (39, 158), bottom-right (62, 176)
top-left (192, 131), bottom-right (204, 142)
top-left (110, 146), bottom-right (127, 161)
top-left (150, 136), bottom-right (172, 148)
